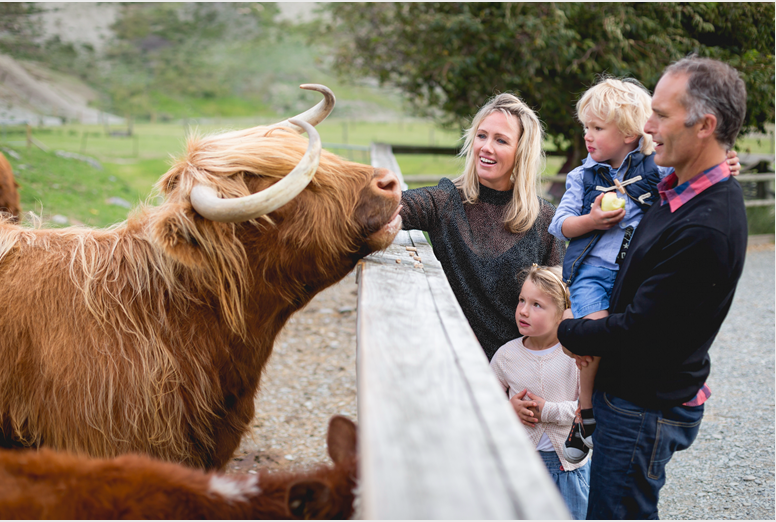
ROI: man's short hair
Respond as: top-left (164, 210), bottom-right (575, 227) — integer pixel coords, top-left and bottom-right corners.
top-left (663, 56), bottom-right (747, 149)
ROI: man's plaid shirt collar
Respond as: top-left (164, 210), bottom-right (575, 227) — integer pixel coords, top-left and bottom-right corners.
top-left (658, 161), bottom-right (731, 213)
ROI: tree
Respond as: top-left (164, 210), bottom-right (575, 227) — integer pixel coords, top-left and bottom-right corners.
top-left (320, 3), bottom-right (774, 172)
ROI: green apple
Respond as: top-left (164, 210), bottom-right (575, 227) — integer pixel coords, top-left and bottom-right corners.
top-left (601, 192), bottom-right (626, 211)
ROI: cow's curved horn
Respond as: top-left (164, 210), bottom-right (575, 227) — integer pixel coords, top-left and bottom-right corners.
top-left (190, 118), bottom-right (321, 223)
top-left (274, 84), bottom-right (335, 133)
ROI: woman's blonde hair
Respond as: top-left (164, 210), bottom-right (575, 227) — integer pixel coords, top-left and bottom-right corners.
top-left (455, 93), bottom-right (545, 234)
top-left (576, 77), bottom-right (655, 156)
top-left (518, 264), bottom-right (570, 318)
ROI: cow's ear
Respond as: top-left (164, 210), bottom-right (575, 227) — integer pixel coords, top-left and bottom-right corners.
top-left (149, 202), bottom-right (207, 268)
top-left (327, 416), bottom-right (357, 465)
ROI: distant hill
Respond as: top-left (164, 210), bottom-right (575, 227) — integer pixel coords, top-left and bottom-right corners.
top-left (0, 54), bottom-right (123, 125)
top-left (0, 2), bottom-right (407, 125)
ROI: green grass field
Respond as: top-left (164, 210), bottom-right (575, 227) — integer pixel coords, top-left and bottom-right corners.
top-left (3, 146), bottom-right (150, 227)
top-left (1, 118), bottom-right (466, 227)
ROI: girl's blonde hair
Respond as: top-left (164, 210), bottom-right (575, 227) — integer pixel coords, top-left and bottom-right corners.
top-left (518, 264), bottom-right (570, 318)
top-left (455, 93), bottom-right (545, 234)
top-left (576, 77), bottom-right (655, 156)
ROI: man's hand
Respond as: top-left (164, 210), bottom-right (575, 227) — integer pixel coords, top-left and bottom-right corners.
top-left (562, 345), bottom-right (594, 369)
top-left (558, 308), bottom-right (594, 369)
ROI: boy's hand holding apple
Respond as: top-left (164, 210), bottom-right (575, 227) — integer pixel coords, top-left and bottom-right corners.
top-left (590, 192), bottom-right (625, 230)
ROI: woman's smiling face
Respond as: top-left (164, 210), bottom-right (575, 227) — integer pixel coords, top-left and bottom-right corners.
top-left (473, 111), bottom-right (520, 191)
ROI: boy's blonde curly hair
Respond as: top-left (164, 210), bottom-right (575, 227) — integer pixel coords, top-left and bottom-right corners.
top-left (576, 77), bottom-right (655, 156)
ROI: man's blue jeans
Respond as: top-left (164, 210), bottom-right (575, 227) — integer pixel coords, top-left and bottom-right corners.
top-left (587, 389), bottom-right (704, 519)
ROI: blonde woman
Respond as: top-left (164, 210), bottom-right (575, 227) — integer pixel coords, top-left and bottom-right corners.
top-left (400, 93), bottom-right (565, 360)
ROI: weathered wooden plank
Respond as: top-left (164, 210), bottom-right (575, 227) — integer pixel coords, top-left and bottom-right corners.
top-left (745, 199), bottom-right (775, 207)
top-left (748, 233), bottom-right (775, 246)
top-left (360, 144), bottom-right (569, 519)
top-left (406, 230), bottom-right (569, 519)
top-left (356, 230), bottom-right (569, 519)
top-left (358, 262), bottom-right (518, 518)
top-left (403, 174), bottom-right (454, 185)
top-left (736, 173), bottom-right (775, 182)
top-left (738, 152), bottom-right (774, 166)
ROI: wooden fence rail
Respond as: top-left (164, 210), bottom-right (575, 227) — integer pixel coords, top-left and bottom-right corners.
top-left (354, 143), bottom-right (569, 519)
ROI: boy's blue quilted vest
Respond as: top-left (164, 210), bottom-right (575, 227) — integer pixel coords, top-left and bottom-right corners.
top-left (562, 152), bottom-right (661, 285)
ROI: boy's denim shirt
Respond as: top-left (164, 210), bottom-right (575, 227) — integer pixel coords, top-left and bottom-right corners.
top-left (548, 138), bottom-right (673, 284)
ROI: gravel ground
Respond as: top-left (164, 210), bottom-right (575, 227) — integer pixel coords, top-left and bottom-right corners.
top-left (225, 246), bottom-right (774, 520)
top-left (658, 244), bottom-right (775, 520)
top-left (225, 271), bottom-right (360, 476)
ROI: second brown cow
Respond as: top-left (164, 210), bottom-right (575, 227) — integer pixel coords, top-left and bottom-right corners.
top-left (0, 152), bottom-right (20, 220)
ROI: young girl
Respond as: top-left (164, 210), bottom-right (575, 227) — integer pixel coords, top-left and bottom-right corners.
top-left (490, 264), bottom-right (589, 520)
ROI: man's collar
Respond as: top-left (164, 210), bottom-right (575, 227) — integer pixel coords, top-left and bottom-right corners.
top-left (658, 161), bottom-right (731, 212)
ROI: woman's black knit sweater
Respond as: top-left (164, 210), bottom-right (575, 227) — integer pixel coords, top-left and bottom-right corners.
top-left (400, 178), bottom-right (566, 360)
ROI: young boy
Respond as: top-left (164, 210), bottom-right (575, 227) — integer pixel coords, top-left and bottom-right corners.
top-left (548, 77), bottom-right (739, 463)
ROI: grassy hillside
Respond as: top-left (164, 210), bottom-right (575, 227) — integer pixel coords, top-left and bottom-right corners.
top-left (3, 145), bottom-right (149, 228)
top-left (1, 117), bottom-right (468, 228)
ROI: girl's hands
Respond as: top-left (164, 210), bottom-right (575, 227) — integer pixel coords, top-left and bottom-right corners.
top-left (589, 193), bottom-right (625, 230)
top-left (510, 389), bottom-right (545, 427)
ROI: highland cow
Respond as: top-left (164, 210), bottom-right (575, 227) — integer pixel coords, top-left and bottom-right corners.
top-left (0, 85), bottom-right (402, 469)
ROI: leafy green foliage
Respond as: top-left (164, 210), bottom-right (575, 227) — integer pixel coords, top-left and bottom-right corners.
top-left (320, 3), bottom-right (775, 171)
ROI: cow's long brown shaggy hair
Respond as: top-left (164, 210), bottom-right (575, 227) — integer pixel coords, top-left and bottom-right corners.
top-left (0, 125), bottom-right (398, 469)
